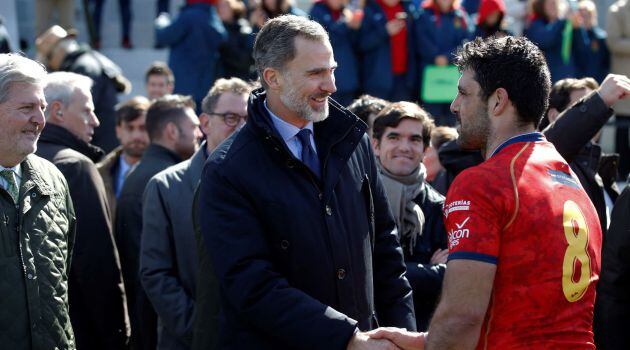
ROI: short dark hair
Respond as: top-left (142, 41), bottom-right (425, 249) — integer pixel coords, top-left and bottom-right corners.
top-left (372, 101), bottom-right (435, 147)
top-left (347, 94), bottom-right (389, 127)
top-left (145, 61), bottom-right (174, 84)
top-left (431, 126), bottom-right (459, 150)
top-left (145, 95), bottom-right (195, 141)
top-left (201, 78), bottom-right (253, 114)
top-left (115, 96), bottom-right (150, 125)
top-left (548, 77), bottom-right (599, 113)
top-left (253, 15), bottom-right (329, 89)
top-left (454, 36), bottom-right (551, 126)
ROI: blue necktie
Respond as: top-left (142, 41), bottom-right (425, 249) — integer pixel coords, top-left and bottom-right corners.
top-left (296, 129), bottom-right (320, 178)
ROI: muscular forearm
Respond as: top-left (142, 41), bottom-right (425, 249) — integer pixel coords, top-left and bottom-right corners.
top-left (425, 312), bottom-right (483, 349)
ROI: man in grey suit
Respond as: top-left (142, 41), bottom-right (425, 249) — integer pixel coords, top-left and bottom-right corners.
top-left (139, 78), bottom-right (252, 350)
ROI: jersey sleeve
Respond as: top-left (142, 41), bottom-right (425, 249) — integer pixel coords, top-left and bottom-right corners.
top-left (444, 169), bottom-right (509, 265)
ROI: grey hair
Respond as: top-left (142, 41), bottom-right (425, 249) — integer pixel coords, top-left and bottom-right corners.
top-left (0, 53), bottom-right (47, 104)
top-left (253, 15), bottom-right (329, 89)
top-left (43, 71), bottom-right (93, 119)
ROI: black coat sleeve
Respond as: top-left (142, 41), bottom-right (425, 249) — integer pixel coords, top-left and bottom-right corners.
top-left (594, 185), bottom-right (630, 350)
top-left (199, 164), bottom-right (358, 350)
top-left (543, 91), bottom-right (613, 163)
top-left (57, 158), bottom-right (129, 349)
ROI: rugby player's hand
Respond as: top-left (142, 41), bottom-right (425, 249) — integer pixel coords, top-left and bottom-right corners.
top-left (597, 74), bottom-right (630, 107)
top-left (347, 330), bottom-right (403, 350)
top-left (367, 327), bottom-right (426, 350)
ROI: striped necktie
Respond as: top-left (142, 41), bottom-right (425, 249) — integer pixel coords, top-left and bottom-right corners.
top-left (0, 169), bottom-right (19, 203)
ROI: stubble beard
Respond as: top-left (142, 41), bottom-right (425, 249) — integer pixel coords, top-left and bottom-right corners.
top-left (279, 79), bottom-right (329, 123)
top-left (456, 103), bottom-right (490, 152)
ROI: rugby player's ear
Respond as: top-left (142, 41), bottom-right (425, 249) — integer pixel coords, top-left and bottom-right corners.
top-left (490, 88), bottom-right (509, 116)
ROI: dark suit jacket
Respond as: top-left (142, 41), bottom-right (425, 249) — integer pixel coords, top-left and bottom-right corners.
top-left (116, 144), bottom-right (182, 350)
top-left (198, 89), bottom-right (416, 350)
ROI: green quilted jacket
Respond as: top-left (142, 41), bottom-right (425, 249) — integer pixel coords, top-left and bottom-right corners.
top-left (0, 154), bottom-right (76, 349)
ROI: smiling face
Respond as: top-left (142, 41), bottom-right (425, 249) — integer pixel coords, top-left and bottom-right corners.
top-left (374, 118), bottom-right (426, 176)
top-left (0, 82), bottom-right (47, 166)
top-left (146, 74), bottom-right (173, 100)
top-left (450, 69), bottom-right (491, 151)
top-left (275, 37), bottom-right (337, 125)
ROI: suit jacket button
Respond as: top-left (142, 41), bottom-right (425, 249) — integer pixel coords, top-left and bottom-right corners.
top-left (337, 268), bottom-right (346, 280)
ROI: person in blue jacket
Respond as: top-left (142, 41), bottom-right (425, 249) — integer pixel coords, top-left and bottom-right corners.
top-left (359, 0), bottom-right (419, 102)
top-left (576, 0), bottom-right (609, 83)
top-left (416, 0), bottom-right (472, 126)
top-left (155, 0), bottom-right (227, 109)
top-left (310, 0), bottom-right (363, 106)
top-left (524, 0), bottom-right (589, 83)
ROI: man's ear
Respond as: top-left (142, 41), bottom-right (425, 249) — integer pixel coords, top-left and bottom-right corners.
top-left (490, 88), bottom-right (510, 116)
top-left (164, 121), bottom-right (179, 142)
top-left (547, 108), bottom-right (560, 124)
top-left (198, 113), bottom-right (211, 135)
top-left (371, 137), bottom-right (381, 156)
top-left (263, 67), bottom-right (282, 90)
top-left (47, 101), bottom-right (65, 123)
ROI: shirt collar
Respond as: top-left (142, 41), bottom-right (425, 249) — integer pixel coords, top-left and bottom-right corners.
top-left (264, 99), bottom-right (314, 142)
top-left (489, 132), bottom-right (545, 158)
top-left (118, 154), bottom-right (132, 175)
top-left (0, 163), bottom-right (22, 181)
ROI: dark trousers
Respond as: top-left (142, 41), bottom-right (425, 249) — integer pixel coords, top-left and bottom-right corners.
top-left (91, 0), bottom-right (132, 39)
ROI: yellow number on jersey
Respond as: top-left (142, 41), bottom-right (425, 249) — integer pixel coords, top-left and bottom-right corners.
top-left (562, 200), bottom-right (592, 302)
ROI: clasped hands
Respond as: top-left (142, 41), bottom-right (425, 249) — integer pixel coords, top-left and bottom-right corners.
top-left (347, 328), bottom-right (426, 350)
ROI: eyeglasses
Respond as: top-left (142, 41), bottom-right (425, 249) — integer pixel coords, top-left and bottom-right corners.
top-left (210, 112), bottom-right (247, 127)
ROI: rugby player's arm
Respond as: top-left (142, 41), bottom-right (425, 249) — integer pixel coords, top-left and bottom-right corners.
top-left (425, 259), bottom-right (496, 350)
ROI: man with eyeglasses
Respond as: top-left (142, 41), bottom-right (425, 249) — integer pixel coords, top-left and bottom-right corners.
top-left (139, 77), bottom-right (252, 350)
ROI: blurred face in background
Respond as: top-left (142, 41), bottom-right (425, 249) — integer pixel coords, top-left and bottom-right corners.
top-left (436, 0), bottom-right (454, 13)
top-left (116, 114), bottom-right (149, 161)
top-left (146, 74), bottom-right (173, 100)
top-left (544, 0), bottom-right (559, 21)
top-left (326, 0), bottom-right (346, 11)
top-left (217, 0), bottom-right (235, 22)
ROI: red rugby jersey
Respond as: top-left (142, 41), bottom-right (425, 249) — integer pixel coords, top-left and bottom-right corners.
top-left (444, 132), bottom-right (602, 349)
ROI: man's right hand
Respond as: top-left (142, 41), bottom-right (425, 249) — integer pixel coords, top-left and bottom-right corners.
top-left (597, 74), bottom-right (630, 107)
top-left (347, 330), bottom-right (403, 350)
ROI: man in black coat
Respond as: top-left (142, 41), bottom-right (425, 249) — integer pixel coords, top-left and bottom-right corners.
top-left (36, 25), bottom-right (131, 153)
top-left (594, 177), bottom-right (630, 349)
top-left (543, 75), bottom-right (630, 234)
top-left (198, 15), bottom-right (416, 350)
top-left (36, 71), bottom-right (129, 350)
top-left (116, 95), bottom-right (201, 350)
top-left (370, 102), bottom-right (447, 331)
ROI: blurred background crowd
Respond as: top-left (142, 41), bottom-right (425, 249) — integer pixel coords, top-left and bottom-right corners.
top-left (2, 0), bottom-right (629, 180)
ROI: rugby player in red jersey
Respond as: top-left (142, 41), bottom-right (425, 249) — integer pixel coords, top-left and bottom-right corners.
top-left (369, 35), bottom-right (606, 349)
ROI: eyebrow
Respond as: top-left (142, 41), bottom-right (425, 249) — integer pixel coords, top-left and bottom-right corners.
top-left (306, 63), bottom-right (338, 75)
